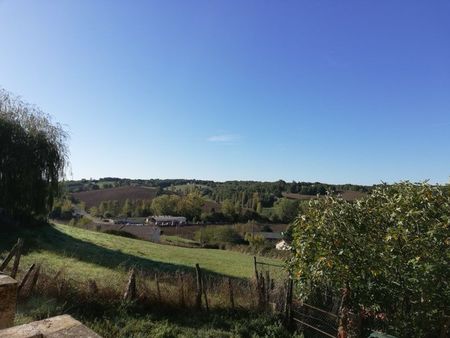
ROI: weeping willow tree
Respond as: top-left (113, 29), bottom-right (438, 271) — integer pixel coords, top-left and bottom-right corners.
top-left (0, 88), bottom-right (68, 222)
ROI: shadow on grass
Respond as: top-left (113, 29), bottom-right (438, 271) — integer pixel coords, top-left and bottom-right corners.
top-left (16, 295), bottom-right (292, 338)
top-left (0, 223), bottom-right (246, 280)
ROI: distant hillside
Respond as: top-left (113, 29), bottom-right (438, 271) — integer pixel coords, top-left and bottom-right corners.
top-left (72, 186), bottom-right (158, 208)
top-left (282, 190), bottom-right (367, 201)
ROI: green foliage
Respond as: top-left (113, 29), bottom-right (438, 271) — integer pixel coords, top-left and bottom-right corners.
top-left (0, 88), bottom-right (68, 221)
top-left (149, 193), bottom-right (206, 221)
top-left (65, 178), bottom-right (370, 211)
top-left (68, 217), bottom-right (92, 227)
top-left (272, 198), bottom-right (299, 223)
top-left (151, 195), bottom-right (180, 216)
top-left (244, 233), bottom-right (266, 248)
top-left (90, 199), bottom-right (152, 219)
top-left (196, 226), bottom-right (243, 245)
top-left (49, 197), bottom-right (74, 220)
top-left (221, 199), bottom-right (237, 221)
top-left (89, 206), bottom-right (100, 217)
top-left (175, 192), bottom-right (204, 220)
top-left (290, 182), bottom-right (450, 336)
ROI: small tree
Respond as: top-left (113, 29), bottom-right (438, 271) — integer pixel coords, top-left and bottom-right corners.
top-left (273, 198), bottom-right (299, 223)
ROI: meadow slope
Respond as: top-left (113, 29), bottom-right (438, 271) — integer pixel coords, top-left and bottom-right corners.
top-left (0, 223), bottom-right (283, 285)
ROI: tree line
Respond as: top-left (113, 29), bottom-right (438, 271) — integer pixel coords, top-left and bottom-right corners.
top-left (81, 191), bottom-right (303, 224)
top-left (65, 178), bottom-right (371, 210)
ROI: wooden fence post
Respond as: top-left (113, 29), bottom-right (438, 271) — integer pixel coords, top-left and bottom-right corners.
top-left (18, 263), bottom-right (35, 294)
top-left (202, 274), bottom-right (209, 312)
top-left (0, 238), bottom-right (21, 271)
top-left (253, 256), bottom-right (258, 282)
top-left (265, 270), bottom-right (270, 305)
top-left (155, 273), bottom-right (161, 303)
top-left (228, 277), bottom-right (235, 310)
top-left (259, 271), bottom-right (266, 310)
top-left (88, 279), bottom-right (98, 294)
top-left (338, 284), bottom-right (350, 338)
top-left (284, 278), bottom-right (293, 327)
top-left (195, 264), bottom-right (202, 310)
top-left (10, 239), bottom-right (23, 279)
top-left (124, 268), bottom-right (137, 301)
top-left (24, 264), bottom-right (40, 298)
top-left (179, 273), bottom-right (185, 307)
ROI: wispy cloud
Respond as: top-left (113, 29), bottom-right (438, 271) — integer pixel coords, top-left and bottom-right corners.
top-left (207, 134), bottom-right (240, 143)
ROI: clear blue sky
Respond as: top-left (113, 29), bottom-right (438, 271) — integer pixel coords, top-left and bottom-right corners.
top-left (1, 1), bottom-right (449, 185)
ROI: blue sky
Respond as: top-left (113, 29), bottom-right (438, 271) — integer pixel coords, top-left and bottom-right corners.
top-left (0, 1), bottom-right (449, 185)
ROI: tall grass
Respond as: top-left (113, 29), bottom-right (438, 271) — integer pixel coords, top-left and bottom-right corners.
top-left (11, 264), bottom-right (297, 337)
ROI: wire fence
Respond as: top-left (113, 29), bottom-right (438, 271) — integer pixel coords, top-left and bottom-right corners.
top-left (293, 302), bottom-right (339, 338)
top-left (254, 256), bottom-right (342, 338)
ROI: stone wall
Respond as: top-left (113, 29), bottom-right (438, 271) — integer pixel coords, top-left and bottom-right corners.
top-left (0, 315), bottom-right (101, 338)
top-left (0, 274), bottom-right (17, 329)
top-left (0, 273), bottom-right (101, 337)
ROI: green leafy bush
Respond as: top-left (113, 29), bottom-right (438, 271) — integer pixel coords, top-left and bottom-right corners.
top-left (244, 233), bottom-right (266, 248)
top-left (68, 217), bottom-right (92, 228)
top-left (195, 226), bottom-right (243, 245)
top-left (290, 182), bottom-right (450, 337)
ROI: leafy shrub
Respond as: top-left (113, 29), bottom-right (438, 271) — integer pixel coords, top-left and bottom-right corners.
top-left (290, 182), bottom-right (450, 337)
top-left (68, 217), bottom-right (92, 228)
top-left (244, 233), bottom-right (266, 248)
top-left (195, 226), bottom-right (243, 245)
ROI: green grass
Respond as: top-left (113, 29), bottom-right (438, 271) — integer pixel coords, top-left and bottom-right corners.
top-left (161, 235), bottom-right (200, 246)
top-left (15, 296), bottom-right (301, 338)
top-left (1, 223), bottom-right (294, 337)
top-left (0, 223), bottom-right (282, 284)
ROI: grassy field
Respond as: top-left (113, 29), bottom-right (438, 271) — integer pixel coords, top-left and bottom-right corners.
top-left (161, 235), bottom-right (200, 247)
top-left (1, 223), bottom-right (293, 337)
top-left (0, 223), bottom-right (283, 284)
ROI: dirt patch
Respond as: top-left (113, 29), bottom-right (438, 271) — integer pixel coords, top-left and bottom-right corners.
top-left (72, 186), bottom-right (158, 208)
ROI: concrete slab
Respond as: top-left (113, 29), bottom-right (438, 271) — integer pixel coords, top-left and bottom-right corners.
top-left (0, 315), bottom-right (101, 338)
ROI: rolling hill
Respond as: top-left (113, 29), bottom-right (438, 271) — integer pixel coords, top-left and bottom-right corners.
top-left (0, 223), bottom-right (281, 282)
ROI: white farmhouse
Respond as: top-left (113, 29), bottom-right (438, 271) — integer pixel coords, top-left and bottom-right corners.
top-left (275, 240), bottom-right (292, 251)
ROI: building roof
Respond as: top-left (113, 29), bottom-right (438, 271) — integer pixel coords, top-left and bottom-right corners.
top-left (151, 216), bottom-right (186, 222)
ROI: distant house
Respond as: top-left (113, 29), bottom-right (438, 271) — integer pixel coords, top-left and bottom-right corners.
top-left (275, 240), bottom-right (292, 251)
top-left (148, 226), bottom-right (161, 243)
top-left (146, 216), bottom-right (187, 226)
